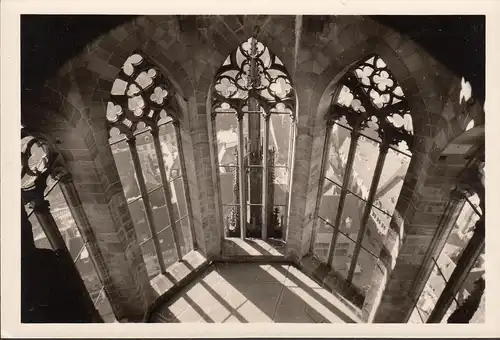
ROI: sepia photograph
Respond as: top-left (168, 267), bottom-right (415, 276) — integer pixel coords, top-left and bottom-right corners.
top-left (2, 2), bottom-right (497, 337)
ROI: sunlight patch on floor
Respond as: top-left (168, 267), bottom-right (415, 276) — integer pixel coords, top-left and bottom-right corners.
top-left (153, 263), bottom-right (362, 323)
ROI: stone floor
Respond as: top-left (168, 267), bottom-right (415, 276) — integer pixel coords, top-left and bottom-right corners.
top-left (152, 263), bottom-right (362, 323)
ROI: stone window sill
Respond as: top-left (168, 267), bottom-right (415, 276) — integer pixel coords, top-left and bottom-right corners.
top-left (220, 237), bottom-right (286, 261)
top-left (145, 250), bottom-right (209, 321)
top-left (298, 254), bottom-right (365, 322)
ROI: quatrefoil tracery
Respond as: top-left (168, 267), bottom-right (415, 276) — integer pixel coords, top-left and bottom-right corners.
top-left (212, 37), bottom-right (295, 118)
top-left (106, 53), bottom-right (178, 139)
top-left (330, 55), bottom-right (414, 153)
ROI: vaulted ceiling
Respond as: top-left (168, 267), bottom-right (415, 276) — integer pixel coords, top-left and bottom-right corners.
top-left (21, 15), bottom-right (485, 103)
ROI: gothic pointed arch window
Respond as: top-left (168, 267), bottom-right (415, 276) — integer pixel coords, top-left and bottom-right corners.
top-left (409, 156), bottom-right (485, 324)
top-left (107, 52), bottom-right (196, 279)
top-left (21, 130), bottom-right (115, 322)
top-left (211, 37), bottom-right (295, 240)
top-left (409, 192), bottom-right (484, 323)
top-left (312, 55), bottom-right (414, 301)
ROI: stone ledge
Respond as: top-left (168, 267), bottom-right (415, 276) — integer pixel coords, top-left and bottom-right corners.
top-left (297, 254), bottom-right (364, 322)
top-left (144, 250), bottom-right (209, 322)
top-left (220, 238), bottom-right (286, 262)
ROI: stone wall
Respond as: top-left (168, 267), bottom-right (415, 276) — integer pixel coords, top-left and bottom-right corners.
top-left (22, 15), bottom-right (484, 322)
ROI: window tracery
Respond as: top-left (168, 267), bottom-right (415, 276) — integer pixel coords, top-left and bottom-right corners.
top-left (21, 130), bottom-right (115, 322)
top-left (212, 37), bottom-right (295, 240)
top-left (107, 52), bottom-right (195, 279)
top-left (332, 55), bottom-right (413, 153)
top-left (312, 55), bottom-right (414, 303)
top-left (212, 37), bottom-right (294, 115)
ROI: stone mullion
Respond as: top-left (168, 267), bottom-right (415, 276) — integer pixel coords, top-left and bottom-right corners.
top-left (327, 130), bottom-right (360, 266)
top-left (237, 112), bottom-right (247, 239)
top-left (427, 219), bottom-right (485, 323)
top-left (283, 119), bottom-right (295, 238)
top-left (347, 141), bottom-right (389, 282)
top-left (209, 112), bottom-right (225, 248)
top-left (127, 137), bottom-right (167, 274)
top-left (261, 114), bottom-right (270, 240)
top-left (173, 122), bottom-right (198, 250)
top-left (309, 123), bottom-right (333, 253)
top-left (55, 170), bottom-right (116, 321)
top-left (151, 128), bottom-right (182, 261)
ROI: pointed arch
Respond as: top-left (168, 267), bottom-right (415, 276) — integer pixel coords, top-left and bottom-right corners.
top-left (210, 37), bottom-right (297, 242)
top-left (312, 54), bottom-right (415, 303)
top-left (106, 51), bottom-right (197, 278)
top-left (21, 129), bottom-right (116, 322)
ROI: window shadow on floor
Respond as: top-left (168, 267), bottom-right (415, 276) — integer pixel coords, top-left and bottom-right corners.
top-left (153, 263), bottom-right (359, 323)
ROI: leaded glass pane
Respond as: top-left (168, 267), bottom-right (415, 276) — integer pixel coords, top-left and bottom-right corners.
top-left (408, 306), bottom-right (424, 323)
top-left (268, 205), bottom-right (285, 239)
top-left (374, 147), bottom-right (411, 216)
top-left (215, 114), bottom-right (239, 166)
top-left (129, 198), bottom-right (151, 242)
top-left (149, 188), bottom-right (170, 230)
top-left (269, 114), bottom-right (291, 166)
top-left (246, 204), bottom-right (263, 237)
top-left (325, 123), bottom-right (352, 186)
top-left (159, 122), bottom-right (181, 180)
top-left (415, 263), bottom-right (447, 323)
top-left (351, 248), bottom-right (378, 295)
top-left (331, 234), bottom-right (356, 280)
top-left (339, 191), bottom-right (366, 242)
top-left (348, 136), bottom-right (379, 200)
top-left (158, 227), bottom-right (177, 268)
top-left (220, 166), bottom-right (239, 205)
top-left (437, 200), bottom-right (479, 274)
top-left (467, 193), bottom-right (482, 215)
top-left (223, 204), bottom-right (240, 237)
top-left (136, 131), bottom-right (161, 192)
top-left (141, 239), bottom-right (160, 279)
top-left (442, 250), bottom-right (485, 323)
top-left (271, 167), bottom-right (288, 206)
top-left (170, 177), bottom-right (187, 221)
top-left (177, 216), bottom-right (193, 257)
top-left (318, 179), bottom-right (342, 225)
top-left (313, 219), bottom-right (334, 263)
top-left (363, 207), bottom-right (391, 252)
top-left (111, 140), bottom-right (141, 202)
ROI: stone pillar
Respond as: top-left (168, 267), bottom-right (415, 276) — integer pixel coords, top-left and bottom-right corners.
top-left (173, 122), bottom-right (198, 250)
top-left (55, 169), bottom-right (119, 321)
top-left (23, 174), bottom-right (102, 322)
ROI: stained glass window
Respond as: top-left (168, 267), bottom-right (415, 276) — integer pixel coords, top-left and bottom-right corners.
top-left (107, 52), bottom-right (195, 278)
top-left (212, 37), bottom-right (295, 240)
top-left (312, 55), bottom-right (413, 304)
